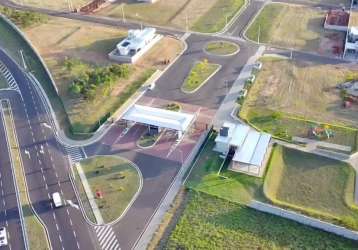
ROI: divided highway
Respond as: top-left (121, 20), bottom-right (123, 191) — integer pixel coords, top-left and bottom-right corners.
top-left (0, 103), bottom-right (26, 250)
top-left (0, 49), bottom-right (98, 250)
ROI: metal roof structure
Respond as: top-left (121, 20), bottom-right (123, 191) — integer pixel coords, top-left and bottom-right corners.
top-left (122, 104), bottom-right (195, 132)
top-left (232, 130), bottom-right (261, 164)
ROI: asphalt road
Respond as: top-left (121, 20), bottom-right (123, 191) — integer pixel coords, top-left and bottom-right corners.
top-left (0, 49), bottom-right (98, 250)
top-left (146, 33), bottom-right (258, 109)
top-left (85, 141), bottom-right (181, 250)
top-left (0, 106), bottom-right (26, 250)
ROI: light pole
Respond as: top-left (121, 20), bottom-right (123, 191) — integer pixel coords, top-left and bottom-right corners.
top-left (19, 50), bottom-right (27, 71)
top-left (121, 4), bottom-right (126, 23)
top-left (257, 24), bottom-right (261, 44)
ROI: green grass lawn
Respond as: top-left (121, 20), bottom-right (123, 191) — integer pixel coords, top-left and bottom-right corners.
top-left (138, 132), bottom-right (160, 148)
top-left (76, 156), bottom-right (141, 224)
top-left (182, 60), bottom-right (220, 93)
top-left (239, 57), bottom-right (358, 150)
top-left (185, 133), bottom-right (265, 204)
top-left (246, 3), bottom-right (283, 43)
top-left (191, 0), bottom-right (245, 33)
top-left (205, 41), bottom-right (239, 55)
top-left (165, 103), bottom-right (181, 112)
top-left (166, 191), bottom-right (358, 250)
top-left (245, 3), bottom-right (342, 53)
top-left (265, 145), bottom-right (358, 230)
top-left (0, 74), bottom-right (9, 89)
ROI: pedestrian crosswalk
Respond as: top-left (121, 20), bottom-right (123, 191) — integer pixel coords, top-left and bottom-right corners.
top-left (0, 62), bottom-right (19, 91)
top-left (63, 145), bottom-right (85, 163)
top-left (94, 225), bottom-right (121, 250)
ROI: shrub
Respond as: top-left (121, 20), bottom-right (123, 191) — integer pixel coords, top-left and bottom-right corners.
top-left (0, 7), bottom-right (47, 28)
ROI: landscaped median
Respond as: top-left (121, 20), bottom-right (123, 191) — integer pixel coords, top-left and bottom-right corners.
top-left (1, 100), bottom-right (49, 250)
top-left (204, 41), bottom-right (240, 56)
top-left (73, 155), bottom-right (142, 224)
top-left (181, 59), bottom-right (221, 93)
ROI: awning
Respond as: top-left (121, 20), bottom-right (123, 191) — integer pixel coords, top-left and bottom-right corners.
top-left (122, 104), bottom-right (195, 132)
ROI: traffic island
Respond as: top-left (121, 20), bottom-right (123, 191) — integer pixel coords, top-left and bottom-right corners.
top-left (137, 131), bottom-right (161, 148)
top-left (181, 60), bottom-right (221, 93)
top-left (74, 156), bottom-right (142, 224)
top-left (204, 41), bottom-right (240, 56)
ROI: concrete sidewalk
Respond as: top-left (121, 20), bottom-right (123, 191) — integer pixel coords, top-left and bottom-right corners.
top-left (213, 45), bottom-right (265, 128)
top-left (76, 163), bottom-right (104, 225)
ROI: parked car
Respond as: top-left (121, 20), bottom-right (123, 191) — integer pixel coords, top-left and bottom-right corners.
top-left (0, 227), bottom-right (8, 247)
top-left (247, 75), bottom-right (256, 84)
top-left (253, 61), bottom-right (262, 70)
top-left (52, 192), bottom-right (63, 208)
top-left (238, 89), bottom-right (248, 98)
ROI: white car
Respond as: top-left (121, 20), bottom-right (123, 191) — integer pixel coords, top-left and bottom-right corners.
top-left (52, 192), bottom-right (63, 208)
top-left (253, 61), bottom-right (262, 70)
top-left (0, 227), bottom-right (8, 247)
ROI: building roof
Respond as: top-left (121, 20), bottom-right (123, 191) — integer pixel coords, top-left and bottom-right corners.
top-left (232, 130), bottom-right (261, 164)
top-left (230, 124), bottom-right (250, 147)
top-left (326, 9), bottom-right (349, 26)
top-left (122, 104), bottom-right (194, 132)
top-left (250, 133), bottom-right (271, 166)
top-left (215, 122), bottom-right (236, 144)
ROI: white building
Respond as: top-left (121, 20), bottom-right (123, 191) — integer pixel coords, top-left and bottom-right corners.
top-left (214, 122), bottom-right (272, 177)
top-left (122, 104), bottom-right (195, 139)
top-left (108, 27), bottom-right (162, 64)
top-left (345, 27), bottom-right (358, 55)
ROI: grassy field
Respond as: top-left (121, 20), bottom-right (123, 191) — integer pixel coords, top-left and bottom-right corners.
top-left (98, 0), bottom-right (244, 33)
top-left (11, 0), bottom-right (90, 10)
top-left (205, 41), bottom-right (239, 56)
top-left (24, 17), bottom-right (181, 135)
top-left (76, 156), bottom-right (141, 224)
top-left (246, 3), bottom-right (345, 54)
top-left (182, 60), bottom-right (220, 93)
top-left (185, 133), bottom-right (265, 204)
top-left (138, 131), bottom-right (160, 148)
top-left (240, 57), bottom-right (358, 148)
top-left (99, 0), bottom-right (216, 29)
top-left (350, 10), bottom-right (358, 27)
top-left (166, 191), bottom-right (358, 250)
top-left (265, 145), bottom-right (358, 229)
top-left (0, 74), bottom-right (8, 89)
top-left (1, 100), bottom-right (49, 250)
top-left (191, 0), bottom-right (245, 33)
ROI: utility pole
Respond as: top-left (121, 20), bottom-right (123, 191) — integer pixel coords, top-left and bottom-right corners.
top-left (185, 13), bottom-right (189, 32)
top-left (19, 50), bottom-right (27, 71)
top-left (121, 4), bottom-right (126, 23)
top-left (257, 25), bottom-right (261, 44)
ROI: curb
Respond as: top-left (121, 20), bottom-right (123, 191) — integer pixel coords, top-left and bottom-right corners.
top-left (203, 40), bottom-right (241, 57)
top-left (181, 63), bottom-right (222, 94)
top-left (68, 155), bottom-right (143, 227)
top-left (1, 98), bottom-right (52, 250)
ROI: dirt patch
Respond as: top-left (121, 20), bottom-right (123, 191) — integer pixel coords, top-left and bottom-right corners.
top-left (136, 36), bottom-right (184, 70)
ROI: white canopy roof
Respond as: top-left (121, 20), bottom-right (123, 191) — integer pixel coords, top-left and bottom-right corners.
top-left (122, 105), bottom-right (194, 132)
top-left (232, 130), bottom-right (271, 167)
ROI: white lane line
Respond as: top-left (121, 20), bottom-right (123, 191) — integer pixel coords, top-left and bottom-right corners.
top-left (55, 223), bottom-right (59, 231)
